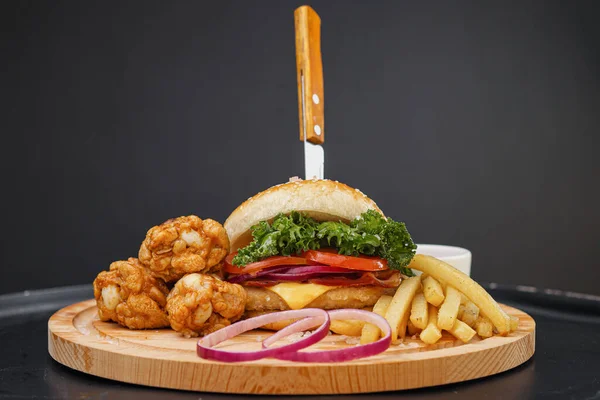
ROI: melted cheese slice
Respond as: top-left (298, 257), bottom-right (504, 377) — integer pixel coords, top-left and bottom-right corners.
top-left (265, 282), bottom-right (338, 310)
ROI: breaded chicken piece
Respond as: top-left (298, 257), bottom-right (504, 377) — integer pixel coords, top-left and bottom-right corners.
top-left (93, 258), bottom-right (170, 329)
top-left (166, 273), bottom-right (246, 337)
top-left (138, 216), bottom-right (230, 282)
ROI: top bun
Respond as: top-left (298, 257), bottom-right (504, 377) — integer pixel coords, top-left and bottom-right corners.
top-left (224, 179), bottom-right (383, 251)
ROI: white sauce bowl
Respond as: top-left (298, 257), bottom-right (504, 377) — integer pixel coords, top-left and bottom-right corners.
top-left (415, 244), bottom-right (472, 276)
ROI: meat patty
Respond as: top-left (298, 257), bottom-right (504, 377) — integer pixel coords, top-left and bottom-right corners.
top-left (244, 285), bottom-right (397, 311)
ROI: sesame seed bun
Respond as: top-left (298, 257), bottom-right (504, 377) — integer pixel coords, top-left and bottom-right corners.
top-left (224, 179), bottom-right (383, 251)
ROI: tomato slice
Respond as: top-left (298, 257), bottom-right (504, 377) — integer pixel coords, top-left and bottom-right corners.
top-left (224, 252), bottom-right (307, 275)
top-left (303, 250), bottom-right (388, 271)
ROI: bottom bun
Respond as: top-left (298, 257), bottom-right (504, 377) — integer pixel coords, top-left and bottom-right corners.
top-left (245, 285), bottom-right (397, 312)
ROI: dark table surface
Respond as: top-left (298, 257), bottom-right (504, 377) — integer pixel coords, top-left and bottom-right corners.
top-left (1, 284), bottom-right (599, 400)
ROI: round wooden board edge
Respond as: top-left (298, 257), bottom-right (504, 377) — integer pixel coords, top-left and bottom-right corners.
top-left (48, 299), bottom-right (536, 395)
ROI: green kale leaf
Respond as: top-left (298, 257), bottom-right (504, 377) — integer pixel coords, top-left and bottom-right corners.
top-left (231, 210), bottom-right (417, 275)
top-left (231, 212), bottom-right (320, 266)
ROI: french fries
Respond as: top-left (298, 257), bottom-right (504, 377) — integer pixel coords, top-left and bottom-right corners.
top-left (356, 254), bottom-right (514, 348)
top-left (409, 293), bottom-right (429, 330)
top-left (360, 295), bottom-right (393, 344)
top-left (407, 319), bottom-right (421, 336)
top-left (459, 301), bottom-right (479, 328)
top-left (422, 276), bottom-right (445, 306)
top-left (510, 315), bottom-right (519, 331)
top-left (474, 316), bottom-right (494, 338)
top-left (329, 319), bottom-right (365, 337)
top-left (447, 319), bottom-right (476, 343)
top-left (408, 254), bottom-right (511, 335)
top-left (384, 276), bottom-right (422, 341)
top-left (420, 305), bottom-right (442, 344)
top-left (437, 286), bottom-right (461, 330)
top-left (460, 293), bottom-right (469, 305)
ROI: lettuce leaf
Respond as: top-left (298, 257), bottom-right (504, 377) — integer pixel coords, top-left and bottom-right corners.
top-left (231, 210), bottom-right (416, 276)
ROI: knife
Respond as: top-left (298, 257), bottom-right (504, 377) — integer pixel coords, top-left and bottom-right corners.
top-left (294, 5), bottom-right (325, 180)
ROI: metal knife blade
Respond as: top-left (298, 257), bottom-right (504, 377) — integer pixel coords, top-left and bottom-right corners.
top-left (301, 73), bottom-right (324, 180)
top-left (304, 141), bottom-right (324, 180)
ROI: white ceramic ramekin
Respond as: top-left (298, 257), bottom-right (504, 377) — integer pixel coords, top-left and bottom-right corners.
top-left (415, 244), bottom-right (472, 276)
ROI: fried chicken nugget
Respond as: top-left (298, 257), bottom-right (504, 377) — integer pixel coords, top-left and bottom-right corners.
top-left (166, 273), bottom-right (247, 337)
top-left (139, 216), bottom-right (229, 282)
top-left (93, 258), bottom-right (170, 329)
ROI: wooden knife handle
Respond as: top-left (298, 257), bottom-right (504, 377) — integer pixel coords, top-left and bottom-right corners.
top-left (295, 5), bottom-right (324, 145)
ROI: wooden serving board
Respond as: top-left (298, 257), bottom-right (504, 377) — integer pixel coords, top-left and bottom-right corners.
top-left (48, 300), bottom-right (535, 395)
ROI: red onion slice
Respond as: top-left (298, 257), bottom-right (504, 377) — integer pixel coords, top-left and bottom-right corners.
top-left (226, 265), bottom-right (295, 284)
top-left (227, 265), bottom-right (354, 284)
top-left (197, 308), bottom-right (330, 362)
top-left (282, 265), bottom-right (357, 275)
top-left (260, 271), bottom-right (359, 282)
top-left (263, 309), bottom-right (391, 363)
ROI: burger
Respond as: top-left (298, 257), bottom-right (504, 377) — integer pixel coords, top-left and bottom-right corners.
top-left (222, 179), bottom-right (417, 326)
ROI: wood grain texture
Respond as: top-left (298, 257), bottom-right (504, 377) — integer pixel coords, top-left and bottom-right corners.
top-left (295, 5), bottom-right (324, 145)
top-left (48, 300), bottom-right (535, 395)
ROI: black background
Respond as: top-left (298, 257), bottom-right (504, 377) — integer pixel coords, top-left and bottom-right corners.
top-left (2, 0), bottom-right (599, 295)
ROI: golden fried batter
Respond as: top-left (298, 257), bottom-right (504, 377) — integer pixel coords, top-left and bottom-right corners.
top-left (244, 286), bottom-right (396, 311)
top-left (138, 216), bottom-right (229, 282)
top-left (166, 273), bottom-right (247, 337)
top-left (93, 258), bottom-right (170, 329)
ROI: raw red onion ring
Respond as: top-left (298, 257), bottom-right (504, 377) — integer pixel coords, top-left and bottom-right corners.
top-left (197, 308), bottom-right (330, 362)
top-left (263, 309), bottom-right (391, 363)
